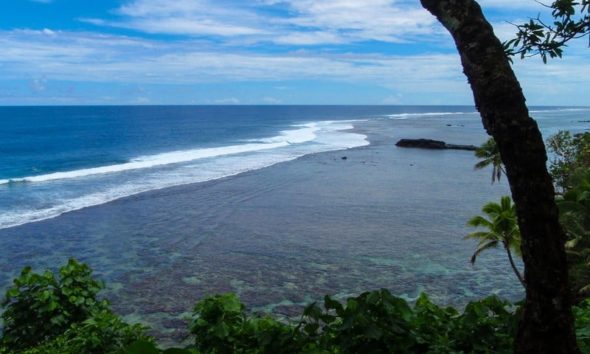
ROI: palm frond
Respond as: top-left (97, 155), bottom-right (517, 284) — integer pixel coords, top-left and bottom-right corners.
top-left (474, 159), bottom-right (493, 170)
top-left (467, 215), bottom-right (494, 228)
top-left (470, 240), bottom-right (499, 264)
top-left (465, 231), bottom-right (497, 241)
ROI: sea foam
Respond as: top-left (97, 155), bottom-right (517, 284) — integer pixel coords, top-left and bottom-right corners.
top-left (0, 121), bottom-right (367, 230)
top-left (0, 123), bottom-right (321, 186)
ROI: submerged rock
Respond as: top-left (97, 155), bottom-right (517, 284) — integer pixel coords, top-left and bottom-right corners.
top-left (395, 138), bottom-right (477, 151)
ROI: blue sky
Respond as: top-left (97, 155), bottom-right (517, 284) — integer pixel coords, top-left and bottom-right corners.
top-left (1, 0), bottom-right (588, 105)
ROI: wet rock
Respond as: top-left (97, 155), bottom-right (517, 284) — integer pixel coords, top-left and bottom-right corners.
top-left (395, 139), bottom-right (477, 151)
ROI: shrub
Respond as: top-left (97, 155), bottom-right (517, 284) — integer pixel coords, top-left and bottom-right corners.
top-left (185, 290), bottom-right (517, 354)
top-left (189, 293), bottom-right (304, 353)
top-left (0, 259), bottom-right (147, 354)
top-left (0, 259), bottom-right (107, 349)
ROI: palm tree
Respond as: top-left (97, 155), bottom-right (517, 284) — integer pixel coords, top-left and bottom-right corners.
top-left (474, 137), bottom-right (505, 184)
top-left (466, 196), bottom-right (524, 287)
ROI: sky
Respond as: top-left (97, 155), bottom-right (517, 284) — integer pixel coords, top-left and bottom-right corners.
top-left (0, 0), bottom-right (588, 105)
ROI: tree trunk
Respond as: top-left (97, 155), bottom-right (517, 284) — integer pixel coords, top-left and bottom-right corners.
top-left (419, 1), bottom-right (579, 353)
top-left (504, 241), bottom-right (525, 287)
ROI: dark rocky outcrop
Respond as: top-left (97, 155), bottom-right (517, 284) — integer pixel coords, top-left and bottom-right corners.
top-left (395, 138), bottom-right (477, 151)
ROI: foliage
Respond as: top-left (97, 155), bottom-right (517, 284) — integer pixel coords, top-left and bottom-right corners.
top-left (504, 0), bottom-right (589, 63)
top-left (0, 259), bottom-right (108, 349)
top-left (6, 311), bottom-right (150, 354)
top-left (300, 289), bottom-right (418, 353)
top-left (557, 172), bottom-right (590, 299)
top-left (0, 259), bottom-right (148, 354)
top-left (574, 298), bottom-right (590, 353)
top-left (124, 340), bottom-right (197, 354)
top-left (546, 131), bottom-right (590, 298)
top-left (466, 196), bottom-right (524, 287)
top-left (189, 293), bottom-right (305, 353)
top-left (558, 172), bottom-right (590, 246)
top-left (7, 260), bottom-right (590, 353)
top-left (474, 138), bottom-right (505, 184)
top-left (547, 131), bottom-right (590, 193)
top-left (181, 290), bottom-right (517, 354)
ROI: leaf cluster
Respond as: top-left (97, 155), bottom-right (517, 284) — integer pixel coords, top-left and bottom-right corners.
top-left (6, 259), bottom-right (590, 353)
top-left (151, 290), bottom-right (518, 354)
top-left (0, 259), bottom-right (148, 353)
top-left (504, 0), bottom-right (589, 62)
top-left (189, 293), bottom-right (308, 353)
top-left (574, 298), bottom-right (590, 353)
top-left (474, 138), bottom-right (505, 184)
top-left (548, 131), bottom-right (590, 193)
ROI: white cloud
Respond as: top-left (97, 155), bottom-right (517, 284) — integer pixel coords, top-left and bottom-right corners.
top-left (84, 0), bottom-right (439, 45)
top-left (381, 94), bottom-right (402, 104)
top-left (134, 96), bottom-right (151, 103)
top-left (29, 78), bottom-right (47, 92)
top-left (261, 96), bottom-right (282, 104)
top-left (490, 21), bottom-right (523, 42)
top-left (214, 97), bottom-right (241, 104)
top-left (0, 29), bottom-right (464, 85)
top-left (102, 0), bottom-right (266, 37)
top-left (42, 28), bottom-right (57, 36)
top-left (478, 0), bottom-right (545, 11)
top-left (272, 0), bottom-right (437, 42)
top-left (1, 29), bottom-right (588, 105)
top-left (272, 31), bottom-right (344, 45)
top-left (124, 18), bottom-right (265, 36)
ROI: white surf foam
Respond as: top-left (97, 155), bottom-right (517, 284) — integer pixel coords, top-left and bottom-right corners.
top-left (0, 120), bottom-right (368, 230)
top-left (530, 107), bottom-right (590, 113)
top-left (0, 123), bottom-right (322, 186)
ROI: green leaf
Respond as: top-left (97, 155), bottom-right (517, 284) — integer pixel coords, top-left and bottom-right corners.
top-left (124, 340), bottom-right (161, 354)
top-left (163, 349), bottom-right (195, 354)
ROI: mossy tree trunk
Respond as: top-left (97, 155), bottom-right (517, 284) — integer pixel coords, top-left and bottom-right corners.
top-left (419, 0), bottom-right (579, 353)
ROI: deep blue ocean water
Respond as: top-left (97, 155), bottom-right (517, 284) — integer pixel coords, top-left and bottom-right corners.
top-left (0, 105), bottom-right (483, 180)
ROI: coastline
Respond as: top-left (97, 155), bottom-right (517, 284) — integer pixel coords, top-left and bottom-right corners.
top-left (0, 117), bottom-right (520, 343)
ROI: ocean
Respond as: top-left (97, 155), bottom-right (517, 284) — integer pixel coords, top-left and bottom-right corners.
top-left (1, 105), bottom-right (589, 342)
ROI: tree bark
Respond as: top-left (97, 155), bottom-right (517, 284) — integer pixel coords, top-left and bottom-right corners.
top-left (419, 0), bottom-right (579, 353)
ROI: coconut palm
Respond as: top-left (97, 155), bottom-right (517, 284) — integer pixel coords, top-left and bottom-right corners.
top-left (466, 196), bottom-right (524, 287)
top-left (474, 137), bottom-right (505, 184)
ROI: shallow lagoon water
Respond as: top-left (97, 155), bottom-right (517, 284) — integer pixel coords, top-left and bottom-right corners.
top-left (0, 106), bottom-right (588, 343)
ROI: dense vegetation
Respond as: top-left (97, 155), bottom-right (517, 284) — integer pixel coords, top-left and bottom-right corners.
top-left (550, 132), bottom-right (590, 300)
top-left (471, 132), bottom-right (590, 300)
top-left (0, 259), bottom-right (150, 354)
top-left (0, 259), bottom-right (589, 354)
top-left (1, 258), bottom-right (590, 353)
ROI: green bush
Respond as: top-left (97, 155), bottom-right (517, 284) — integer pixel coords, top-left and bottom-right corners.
top-left (575, 298), bottom-right (590, 353)
top-left (189, 293), bottom-right (304, 353)
top-left (0, 259), bottom-right (148, 354)
top-left (182, 290), bottom-right (517, 354)
top-left (4, 259), bottom-right (590, 353)
top-left (9, 310), bottom-right (150, 354)
top-left (0, 259), bottom-right (107, 349)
